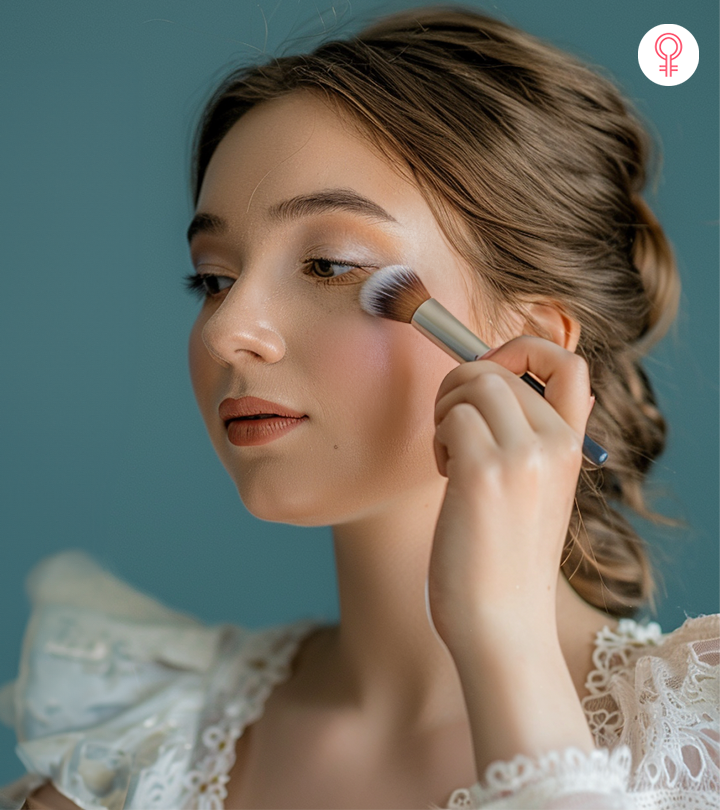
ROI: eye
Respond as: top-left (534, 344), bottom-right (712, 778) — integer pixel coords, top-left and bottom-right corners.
top-left (304, 258), bottom-right (372, 284)
top-left (182, 257), bottom-right (374, 301)
top-left (182, 272), bottom-right (234, 301)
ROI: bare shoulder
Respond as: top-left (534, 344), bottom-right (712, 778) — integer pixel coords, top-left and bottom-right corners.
top-left (24, 782), bottom-right (83, 810)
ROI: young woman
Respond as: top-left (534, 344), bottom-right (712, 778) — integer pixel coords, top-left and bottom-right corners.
top-left (2, 6), bottom-right (717, 809)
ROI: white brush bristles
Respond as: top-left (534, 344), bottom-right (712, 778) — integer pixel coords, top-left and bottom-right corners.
top-left (358, 264), bottom-right (413, 316)
top-left (358, 264), bottom-right (431, 324)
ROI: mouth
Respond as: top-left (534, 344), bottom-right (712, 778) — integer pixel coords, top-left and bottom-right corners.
top-left (218, 396), bottom-right (307, 425)
top-left (231, 414), bottom-right (290, 421)
top-left (225, 413), bottom-right (308, 447)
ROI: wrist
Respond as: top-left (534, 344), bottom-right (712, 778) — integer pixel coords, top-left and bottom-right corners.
top-left (447, 621), bottom-right (596, 779)
top-left (434, 600), bottom-right (559, 659)
top-left (448, 623), bottom-right (563, 680)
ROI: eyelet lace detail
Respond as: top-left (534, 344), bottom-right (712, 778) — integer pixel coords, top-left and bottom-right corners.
top-left (179, 618), bottom-right (654, 810)
top-left (181, 619), bottom-right (322, 810)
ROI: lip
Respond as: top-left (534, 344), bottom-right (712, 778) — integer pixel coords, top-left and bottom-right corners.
top-left (226, 415), bottom-right (307, 447)
top-left (218, 396), bottom-right (307, 424)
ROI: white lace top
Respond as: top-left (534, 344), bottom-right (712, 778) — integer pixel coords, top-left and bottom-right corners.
top-left (0, 551), bottom-right (717, 810)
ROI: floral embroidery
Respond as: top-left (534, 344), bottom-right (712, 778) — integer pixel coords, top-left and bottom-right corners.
top-left (182, 710), bottom-right (241, 809)
top-left (181, 618), bottom-right (662, 809)
top-left (9, 550), bottom-right (718, 810)
top-left (201, 722), bottom-right (236, 755)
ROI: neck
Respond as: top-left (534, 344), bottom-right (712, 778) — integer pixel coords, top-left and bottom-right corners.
top-left (315, 478), bottom-right (617, 735)
top-left (329, 478), bottom-right (462, 732)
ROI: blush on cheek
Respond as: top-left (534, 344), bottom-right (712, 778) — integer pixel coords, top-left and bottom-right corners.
top-left (314, 321), bottom-right (394, 393)
top-left (316, 320), bottom-right (431, 447)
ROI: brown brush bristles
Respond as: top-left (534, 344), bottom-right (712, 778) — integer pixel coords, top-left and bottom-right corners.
top-left (359, 265), bottom-right (431, 323)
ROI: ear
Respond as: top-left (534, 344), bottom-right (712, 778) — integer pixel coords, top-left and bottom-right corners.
top-left (522, 300), bottom-right (581, 353)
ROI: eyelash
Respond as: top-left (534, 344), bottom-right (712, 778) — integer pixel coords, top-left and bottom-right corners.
top-left (182, 258), bottom-right (373, 301)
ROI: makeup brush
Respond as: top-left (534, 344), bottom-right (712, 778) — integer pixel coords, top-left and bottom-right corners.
top-left (359, 265), bottom-right (608, 467)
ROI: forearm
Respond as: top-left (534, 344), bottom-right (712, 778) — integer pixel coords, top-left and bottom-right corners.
top-left (448, 619), bottom-right (596, 784)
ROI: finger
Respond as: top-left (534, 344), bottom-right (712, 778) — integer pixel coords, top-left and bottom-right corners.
top-left (434, 401), bottom-right (496, 478)
top-left (473, 335), bottom-right (592, 437)
top-left (435, 357), bottom-right (496, 407)
top-left (472, 362), bottom-right (571, 440)
top-left (435, 372), bottom-right (535, 450)
top-left (434, 359), bottom-right (549, 443)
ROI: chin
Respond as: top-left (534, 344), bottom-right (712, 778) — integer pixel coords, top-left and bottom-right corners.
top-left (235, 479), bottom-right (340, 527)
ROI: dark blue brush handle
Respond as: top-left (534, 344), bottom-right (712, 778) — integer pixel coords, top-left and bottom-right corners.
top-left (519, 371), bottom-right (608, 467)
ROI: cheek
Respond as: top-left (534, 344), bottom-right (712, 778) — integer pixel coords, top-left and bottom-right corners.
top-left (310, 314), bottom-right (453, 455)
top-left (307, 316), bottom-right (390, 413)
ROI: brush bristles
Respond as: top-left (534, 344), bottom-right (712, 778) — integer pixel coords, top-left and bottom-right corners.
top-left (358, 265), bottom-right (431, 323)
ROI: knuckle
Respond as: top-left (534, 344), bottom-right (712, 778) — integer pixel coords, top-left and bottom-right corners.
top-left (572, 351), bottom-right (588, 368)
top-left (554, 429), bottom-right (583, 461)
top-left (568, 433), bottom-right (583, 458)
top-left (512, 440), bottom-right (546, 473)
top-left (471, 371), bottom-right (506, 394)
top-left (436, 402), bottom-right (473, 436)
top-left (519, 334), bottom-right (543, 351)
top-left (464, 455), bottom-right (503, 489)
top-left (447, 402), bottom-right (477, 424)
top-left (435, 363), bottom-right (475, 403)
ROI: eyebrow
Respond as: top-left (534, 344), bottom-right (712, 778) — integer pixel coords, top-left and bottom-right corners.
top-left (186, 188), bottom-right (398, 244)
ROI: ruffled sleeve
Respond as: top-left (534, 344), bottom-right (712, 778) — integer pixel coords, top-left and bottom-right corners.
top-left (0, 550), bottom-right (234, 810)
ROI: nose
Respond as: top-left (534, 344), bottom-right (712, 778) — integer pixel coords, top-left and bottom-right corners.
top-left (200, 278), bottom-right (286, 368)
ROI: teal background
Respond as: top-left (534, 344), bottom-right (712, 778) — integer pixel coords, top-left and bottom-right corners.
top-left (1, 0), bottom-right (717, 786)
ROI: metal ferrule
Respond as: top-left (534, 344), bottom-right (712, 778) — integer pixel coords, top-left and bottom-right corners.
top-left (411, 298), bottom-right (491, 363)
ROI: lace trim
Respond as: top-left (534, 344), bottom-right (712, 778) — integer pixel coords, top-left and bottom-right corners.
top-left (466, 744), bottom-right (633, 805)
top-left (580, 618), bottom-right (664, 747)
top-left (181, 620), bottom-right (322, 810)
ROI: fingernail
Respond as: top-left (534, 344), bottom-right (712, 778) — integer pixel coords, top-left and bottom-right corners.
top-left (588, 395), bottom-right (596, 414)
top-left (479, 347), bottom-right (498, 360)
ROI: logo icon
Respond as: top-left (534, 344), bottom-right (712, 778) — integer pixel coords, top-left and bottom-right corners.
top-left (656, 32), bottom-right (682, 77)
top-left (639, 25), bottom-right (698, 86)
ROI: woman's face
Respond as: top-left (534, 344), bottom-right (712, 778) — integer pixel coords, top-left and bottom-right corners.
top-left (188, 91), bottom-right (484, 526)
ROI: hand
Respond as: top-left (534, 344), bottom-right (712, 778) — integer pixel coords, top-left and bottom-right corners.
top-left (426, 335), bottom-right (595, 648)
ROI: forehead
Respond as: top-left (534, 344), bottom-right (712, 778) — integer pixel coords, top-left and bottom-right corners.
top-left (196, 91), bottom-right (426, 227)
top-left (192, 91), bottom-right (482, 315)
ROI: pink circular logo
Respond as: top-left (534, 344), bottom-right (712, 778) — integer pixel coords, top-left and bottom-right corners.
top-left (639, 25), bottom-right (698, 86)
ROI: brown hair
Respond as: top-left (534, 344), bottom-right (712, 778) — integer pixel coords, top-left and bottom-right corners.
top-left (189, 5), bottom-right (684, 619)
